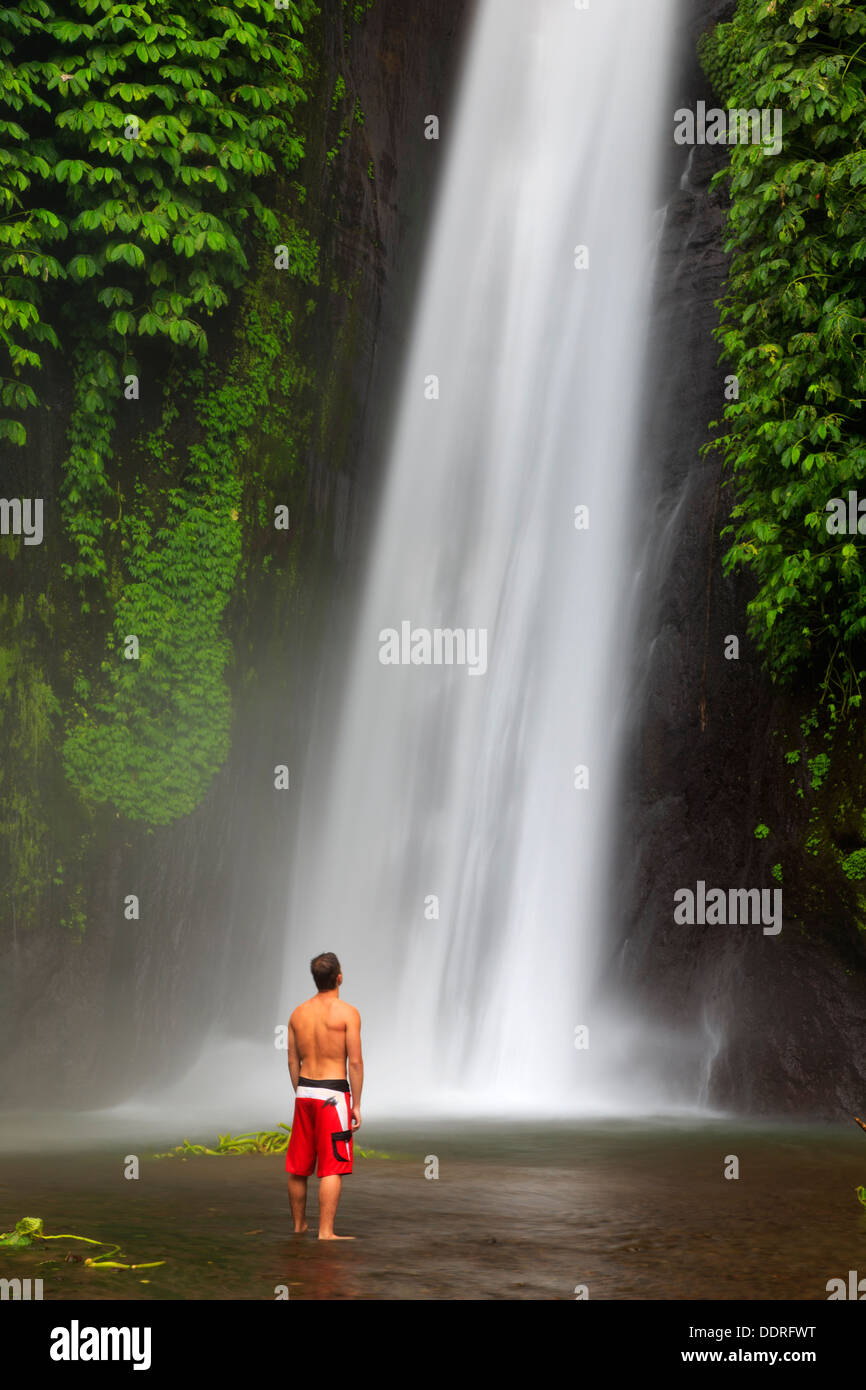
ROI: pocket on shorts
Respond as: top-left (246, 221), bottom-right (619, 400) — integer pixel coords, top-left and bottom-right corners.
top-left (330, 1128), bottom-right (353, 1164)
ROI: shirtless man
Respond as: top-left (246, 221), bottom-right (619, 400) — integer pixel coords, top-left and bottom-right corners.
top-left (285, 952), bottom-right (363, 1240)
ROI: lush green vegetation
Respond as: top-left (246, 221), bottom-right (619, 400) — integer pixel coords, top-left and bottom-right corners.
top-left (0, 0), bottom-right (324, 836)
top-left (701, 0), bottom-right (866, 715)
top-left (1, 0), bottom-right (317, 583)
top-left (62, 283), bottom-right (313, 823)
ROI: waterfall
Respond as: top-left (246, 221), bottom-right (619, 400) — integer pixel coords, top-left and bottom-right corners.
top-left (284, 0), bottom-right (679, 1116)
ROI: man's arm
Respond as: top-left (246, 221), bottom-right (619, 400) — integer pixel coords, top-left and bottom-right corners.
top-left (287, 1017), bottom-right (300, 1091)
top-left (346, 1007), bottom-right (363, 1132)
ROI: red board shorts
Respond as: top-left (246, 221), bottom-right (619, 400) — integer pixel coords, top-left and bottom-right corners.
top-left (286, 1076), bottom-right (353, 1178)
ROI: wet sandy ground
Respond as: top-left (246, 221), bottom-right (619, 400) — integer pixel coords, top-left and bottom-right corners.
top-left (1, 1121), bottom-right (864, 1299)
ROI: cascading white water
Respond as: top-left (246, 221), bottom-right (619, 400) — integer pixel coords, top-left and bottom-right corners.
top-left (285, 0), bottom-right (678, 1115)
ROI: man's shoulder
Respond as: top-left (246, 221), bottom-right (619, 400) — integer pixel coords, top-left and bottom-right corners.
top-left (289, 998), bottom-right (314, 1021)
top-left (338, 999), bottom-right (361, 1021)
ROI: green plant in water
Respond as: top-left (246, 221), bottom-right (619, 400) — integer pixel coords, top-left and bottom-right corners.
top-left (152, 1122), bottom-right (391, 1159)
top-left (0, 1216), bottom-right (164, 1269)
top-left (858, 1163), bottom-right (866, 1204)
top-left (856, 1116), bottom-right (866, 1207)
top-left (153, 1124), bottom-right (293, 1157)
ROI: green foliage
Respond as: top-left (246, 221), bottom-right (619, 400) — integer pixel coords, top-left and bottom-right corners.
top-left (341, 0), bottom-right (374, 21)
top-left (704, 0), bottom-right (866, 712)
top-left (0, 1216), bottom-right (164, 1268)
top-left (58, 883), bottom-right (87, 934)
top-left (326, 123), bottom-right (350, 166)
top-left (153, 1123), bottom-right (392, 1159)
top-left (153, 1124), bottom-right (292, 1156)
top-left (0, 0), bottom-right (323, 839)
top-left (771, 860), bottom-right (783, 881)
top-left (841, 848), bottom-right (866, 880)
top-left (0, 0), bottom-right (318, 586)
top-left (754, 822), bottom-right (771, 838)
top-left (699, 13), bottom-right (749, 100)
top-left (0, 1216), bottom-right (45, 1247)
top-left (278, 218), bottom-right (319, 283)
top-left (807, 750), bottom-right (831, 788)
top-left (62, 276), bottom-right (315, 825)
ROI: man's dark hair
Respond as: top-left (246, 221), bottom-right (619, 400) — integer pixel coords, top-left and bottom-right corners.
top-left (311, 951), bottom-right (341, 992)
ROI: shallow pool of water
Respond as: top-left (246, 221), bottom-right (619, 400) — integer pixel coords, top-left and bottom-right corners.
top-left (1, 1119), bottom-right (863, 1299)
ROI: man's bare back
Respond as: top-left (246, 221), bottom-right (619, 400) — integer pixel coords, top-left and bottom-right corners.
top-left (289, 993), bottom-right (362, 1096)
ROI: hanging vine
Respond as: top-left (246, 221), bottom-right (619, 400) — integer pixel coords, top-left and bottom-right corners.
top-left (701, 0), bottom-right (866, 716)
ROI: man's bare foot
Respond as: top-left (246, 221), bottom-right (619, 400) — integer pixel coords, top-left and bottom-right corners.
top-left (293, 1223), bottom-right (309, 1234)
top-left (318, 1232), bottom-right (355, 1240)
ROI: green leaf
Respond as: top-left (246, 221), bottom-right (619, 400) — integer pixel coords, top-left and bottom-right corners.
top-left (0, 417), bottom-right (27, 445)
top-left (105, 241), bottom-right (145, 269)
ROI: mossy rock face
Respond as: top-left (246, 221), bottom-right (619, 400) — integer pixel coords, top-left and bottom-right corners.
top-left (61, 269), bottom-right (315, 829)
top-left (0, 590), bottom-right (95, 930)
top-left (771, 706), bottom-right (866, 940)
